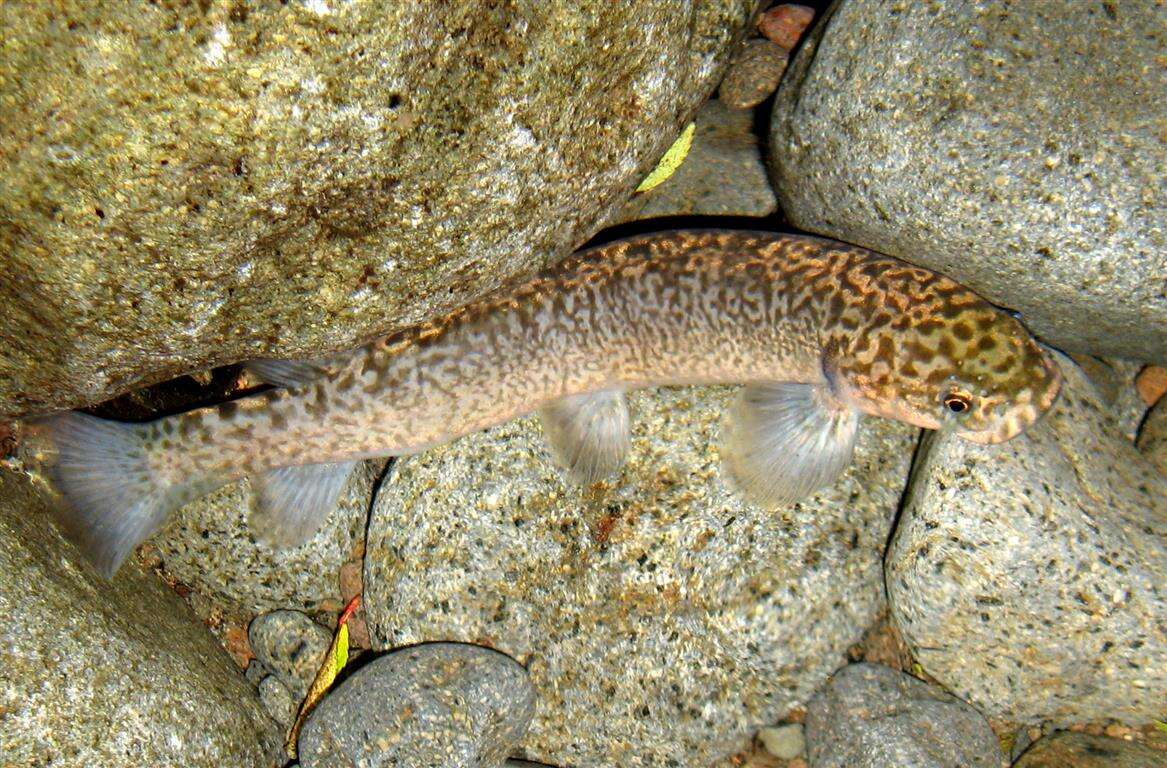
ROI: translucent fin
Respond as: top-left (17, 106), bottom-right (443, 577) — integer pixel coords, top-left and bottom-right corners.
top-left (723, 383), bottom-right (860, 507)
top-left (43, 412), bottom-right (176, 578)
top-left (250, 461), bottom-right (358, 548)
top-left (539, 389), bottom-right (630, 484)
top-left (245, 358), bottom-right (331, 388)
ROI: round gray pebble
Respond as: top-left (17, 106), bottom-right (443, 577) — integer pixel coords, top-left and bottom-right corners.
top-left (299, 642), bottom-right (535, 768)
top-left (249, 609), bottom-right (332, 701)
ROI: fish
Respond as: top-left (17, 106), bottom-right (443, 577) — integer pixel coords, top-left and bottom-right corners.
top-left (39, 230), bottom-right (1062, 577)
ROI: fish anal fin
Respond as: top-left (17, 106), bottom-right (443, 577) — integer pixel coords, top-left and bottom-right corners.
top-left (250, 461), bottom-right (358, 548)
top-left (723, 382), bottom-right (859, 507)
top-left (539, 389), bottom-right (630, 484)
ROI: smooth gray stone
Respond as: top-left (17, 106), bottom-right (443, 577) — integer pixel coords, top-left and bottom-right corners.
top-left (299, 642), bottom-right (535, 768)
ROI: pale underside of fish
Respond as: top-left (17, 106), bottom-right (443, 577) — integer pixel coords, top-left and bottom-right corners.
top-left (40, 231), bottom-right (1062, 577)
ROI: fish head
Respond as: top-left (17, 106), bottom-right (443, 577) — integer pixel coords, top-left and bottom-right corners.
top-left (831, 301), bottom-right (1062, 444)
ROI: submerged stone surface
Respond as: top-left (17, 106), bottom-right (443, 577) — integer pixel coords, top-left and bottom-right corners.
top-left (804, 663), bottom-right (1000, 768)
top-left (299, 642), bottom-right (534, 768)
top-left (887, 354), bottom-right (1167, 724)
top-left (618, 99), bottom-right (778, 222)
top-left (0, 0), bottom-right (756, 418)
top-left (1013, 731), bottom-right (1166, 768)
top-left (0, 469), bottom-right (281, 767)
top-left (363, 386), bottom-right (917, 767)
top-left (769, 0), bottom-right (1167, 361)
top-left (148, 459), bottom-right (382, 616)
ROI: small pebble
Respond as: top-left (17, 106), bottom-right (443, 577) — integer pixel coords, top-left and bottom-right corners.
top-left (758, 4), bottom-right (815, 50)
top-left (248, 609), bottom-right (331, 701)
top-left (1136, 365), bottom-right (1167, 405)
top-left (719, 39), bottom-right (789, 109)
top-left (759, 722), bottom-right (805, 760)
top-left (257, 674), bottom-right (298, 727)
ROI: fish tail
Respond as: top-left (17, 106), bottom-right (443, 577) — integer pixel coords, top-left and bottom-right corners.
top-left (44, 412), bottom-right (178, 578)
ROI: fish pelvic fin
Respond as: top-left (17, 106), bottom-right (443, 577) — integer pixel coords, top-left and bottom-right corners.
top-left (723, 382), bottom-right (860, 507)
top-left (245, 358), bottom-right (332, 389)
top-left (250, 461), bottom-right (359, 548)
top-left (44, 412), bottom-right (178, 578)
top-left (539, 389), bottom-right (630, 484)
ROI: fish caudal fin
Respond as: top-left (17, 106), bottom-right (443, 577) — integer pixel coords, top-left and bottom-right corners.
top-left (723, 383), bottom-right (859, 507)
top-left (539, 389), bottom-right (630, 484)
top-left (250, 461), bottom-right (358, 548)
top-left (44, 412), bottom-right (176, 578)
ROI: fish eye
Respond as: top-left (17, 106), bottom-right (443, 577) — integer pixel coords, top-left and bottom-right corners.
top-left (942, 392), bottom-right (972, 414)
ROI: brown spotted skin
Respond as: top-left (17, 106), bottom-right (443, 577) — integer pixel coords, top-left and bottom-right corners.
top-left (142, 231), bottom-right (1061, 486)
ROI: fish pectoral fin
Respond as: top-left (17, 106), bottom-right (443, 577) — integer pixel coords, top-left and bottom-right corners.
top-left (245, 358), bottom-right (333, 388)
top-left (723, 382), bottom-right (859, 507)
top-left (539, 389), bottom-right (631, 484)
top-left (250, 461), bottom-right (359, 548)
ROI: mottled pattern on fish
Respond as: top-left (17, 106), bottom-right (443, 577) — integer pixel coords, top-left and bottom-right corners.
top-left (43, 230), bottom-right (1062, 576)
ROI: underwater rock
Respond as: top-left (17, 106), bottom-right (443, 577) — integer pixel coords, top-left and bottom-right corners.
top-left (363, 386), bottom-right (917, 767)
top-left (148, 459), bottom-right (383, 616)
top-left (257, 674), bottom-right (298, 727)
top-left (0, 0), bottom-right (757, 419)
top-left (249, 609), bottom-right (332, 702)
top-left (758, 5), bottom-right (816, 50)
top-left (299, 642), bottom-right (534, 768)
top-left (718, 39), bottom-right (789, 109)
top-left (758, 722), bottom-right (806, 760)
top-left (804, 663), bottom-right (1000, 768)
top-left (1138, 397), bottom-right (1167, 475)
top-left (769, 0), bottom-right (1167, 361)
top-left (618, 100), bottom-right (778, 222)
top-left (1013, 731), bottom-right (1165, 768)
top-left (887, 353), bottom-right (1167, 724)
top-left (0, 469), bottom-right (281, 767)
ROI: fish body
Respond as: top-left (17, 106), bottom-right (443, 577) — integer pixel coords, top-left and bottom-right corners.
top-left (42, 231), bottom-right (1061, 576)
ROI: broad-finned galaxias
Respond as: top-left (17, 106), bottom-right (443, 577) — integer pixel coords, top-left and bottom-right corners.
top-left (41, 231), bottom-right (1062, 577)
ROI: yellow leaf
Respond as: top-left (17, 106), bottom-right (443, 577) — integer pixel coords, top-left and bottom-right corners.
top-left (285, 596), bottom-right (360, 758)
top-left (1154, 720), bottom-right (1167, 734)
top-left (635, 122), bottom-right (695, 193)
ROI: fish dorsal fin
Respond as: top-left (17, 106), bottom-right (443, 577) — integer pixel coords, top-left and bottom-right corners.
top-left (250, 461), bottom-right (358, 548)
top-left (539, 389), bottom-right (630, 484)
top-left (723, 382), bottom-right (860, 507)
top-left (245, 358), bottom-right (332, 388)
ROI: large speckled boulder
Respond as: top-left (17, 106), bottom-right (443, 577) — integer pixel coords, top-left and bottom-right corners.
top-left (769, 0), bottom-right (1167, 361)
top-left (148, 459), bottom-right (383, 616)
top-left (805, 663), bottom-right (1000, 768)
top-left (0, 469), bottom-right (281, 767)
top-left (1138, 397), bottom-right (1167, 474)
top-left (363, 386), bottom-right (917, 767)
top-left (887, 353), bottom-right (1167, 724)
top-left (300, 643), bottom-right (535, 768)
top-left (0, 0), bottom-right (756, 418)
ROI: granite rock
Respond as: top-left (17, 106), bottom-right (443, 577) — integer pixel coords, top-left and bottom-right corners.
top-left (618, 99), bottom-right (778, 222)
top-left (769, 0), bottom-right (1167, 361)
top-left (719, 39), bottom-right (789, 109)
top-left (759, 722), bottom-right (805, 760)
top-left (804, 663), bottom-right (1000, 768)
top-left (299, 642), bottom-right (535, 768)
top-left (257, 674), bottom-right (298, 727)
top-left (249, 609), bottom-right (332, 701)
top-left (0, 0), bottom-right (757, 418)
top-left (364, 386), bottom-right (917, 767)
top-left (149, 459), bottom-right (383, 616)
top-left (1013, 731), bottom-right (1166, 768)
top-left (887, 353), bottom-right (1167, 724)
top-left (0, 469), bottom-right (281, 767)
